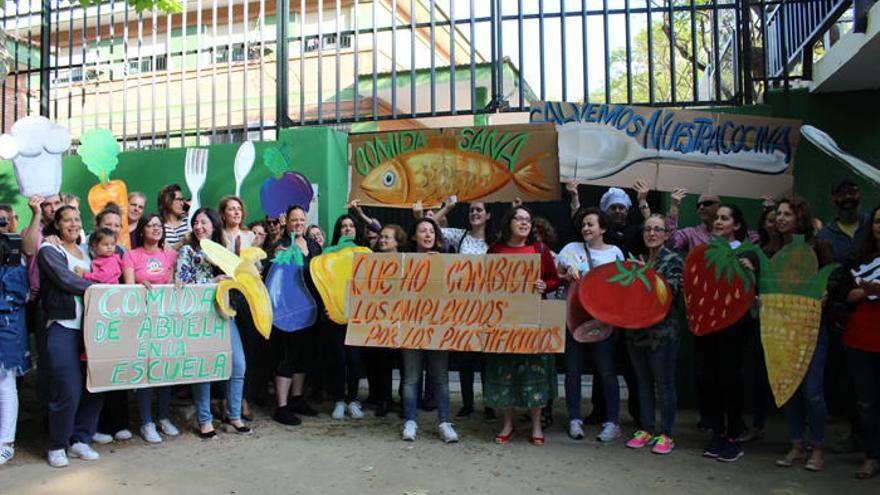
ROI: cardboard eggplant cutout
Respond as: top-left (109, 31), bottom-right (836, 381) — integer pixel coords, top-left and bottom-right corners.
top-left (260, 143), bottom-right (314, 217)
top-left (310, 236), bottom-right (372, 324)
top-left (578, 259), bottom-right (673, 329)
top-left (755, 235), bottom-right (838, 407)
top-left (77, 129), bottom-right (131, 250)
top-left (683, 236), bottom-right (758, 336)
top-left (200, 239), bottom-right (273, 340)
top-left (566, 278), bottom-right (613, 343)
top-left (0, 116), bottom-right (71, 197)
top-left (266, 239), bottom-right (317, 332)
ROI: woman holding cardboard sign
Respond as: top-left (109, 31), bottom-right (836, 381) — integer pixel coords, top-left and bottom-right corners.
top-left (123, 213), bottom-right (179, 444)
top-left (400, 217), bottom-right (459, 443)
top-left (175, 208), bottom-right (249, 438)
top-left (484, 206), bottom-right (560, 446)
top-left (37, 205), bottom-right (103, 468)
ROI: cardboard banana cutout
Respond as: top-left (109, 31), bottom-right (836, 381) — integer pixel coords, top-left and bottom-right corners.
top-left (200, 239), bottom-right (273, 339)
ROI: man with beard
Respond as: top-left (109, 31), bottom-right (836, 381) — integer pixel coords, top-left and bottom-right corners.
top-left (818, 177), bottom-right (870, 453)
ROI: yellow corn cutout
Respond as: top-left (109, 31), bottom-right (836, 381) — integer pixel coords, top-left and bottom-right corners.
top-left (760, 294), bottom-right (822, 407)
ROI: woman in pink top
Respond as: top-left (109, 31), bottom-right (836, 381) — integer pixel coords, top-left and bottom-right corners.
top-left (122, 213), bottom-right (179, 444)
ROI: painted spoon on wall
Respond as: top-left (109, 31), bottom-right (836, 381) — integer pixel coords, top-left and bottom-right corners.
top-left (234, 141), bottom-right (255, 197)
top-left (800, 125), bottom-right (880, 185)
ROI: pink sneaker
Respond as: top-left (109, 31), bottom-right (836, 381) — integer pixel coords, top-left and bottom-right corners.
top-left (626, 430), bottom-right (653, 449)
top-left (651, 434), bottom-right (674, 455)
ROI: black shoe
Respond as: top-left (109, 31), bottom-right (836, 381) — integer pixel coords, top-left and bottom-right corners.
top-left (717, 440), bottom-right (744, 463)
top-left (483, 407), bottom-right (496, 420)
top-left (456, 405), bottom-right (475, 418)
top-left (703, 434), bottom-right (725, 458)
top-left (289, 397), bottom-right (319, 417)
top-left (273, 406), bottom-right (302, 426)
top-left (375, 401), bottom-right (392, 418)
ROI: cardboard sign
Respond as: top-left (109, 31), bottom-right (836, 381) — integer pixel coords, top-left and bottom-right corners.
top-left (348, 124), bottom-right (561, 208)
top-left (345, 253), bottom-right (566, 353)
top-left (529, 102), bottom-right (801, 199)
top-left (83, 284), bottom-right (232, 392)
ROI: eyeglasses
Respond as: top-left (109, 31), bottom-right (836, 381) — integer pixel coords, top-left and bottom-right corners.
top-left (642, 226), bottom-right (667, 234)
top-left (266, 219), bottom-right (279, 226)
top-left (173, 197), bottom-right (186, 203)
top-left (697, 200), bottom-right (718, 208)
top-left (146, 222), bottom-right (164, 229)
top-left (513, 216), bottom-right (532, 224)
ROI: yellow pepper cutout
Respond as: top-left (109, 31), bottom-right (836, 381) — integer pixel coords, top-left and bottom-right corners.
top-left (310, 237), bottom-right (372, 324)
top-left (200, 239), bottom-right (273, 339)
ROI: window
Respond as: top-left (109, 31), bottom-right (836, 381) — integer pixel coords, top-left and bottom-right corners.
top-left (126, 54), bottom-right (168, 75)
top-left (215, 43), bottom-right (268, 63)
top-left (304, 33), bottom-right (353, 53)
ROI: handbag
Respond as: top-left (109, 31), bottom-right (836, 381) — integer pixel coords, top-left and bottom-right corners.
top-left (567, 243), bottom-right (613, 343)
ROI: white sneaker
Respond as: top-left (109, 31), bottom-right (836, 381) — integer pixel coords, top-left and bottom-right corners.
top-left (114, 429), bottom-right (133, 441)
top-left (140, 423), bottom-right (163, 443)
top-left (331, 401), bottom-right (346, 420)
top-left (92, 432), bottom-right (113, 445)
top-left (568, 419), bottom-right (585, 440)
top-left (438, 422), bottom-right (459, 443)
top-left (401, 420), bottom-right (417, 441)
top-left (596, 422), bottom-right (622, 442)
top-left (348, 401), bottom-right (365, 419)
top-left (0, 444), bottom-right (14, 465)
top-left (158, 419), bottom-right (180, 436)
top-left (47, 449), bottom-right (69, 468)
top-left (68, 442), bottom-right (100, 460)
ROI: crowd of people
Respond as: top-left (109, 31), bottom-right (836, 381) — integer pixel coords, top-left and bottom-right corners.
top-left (0, 176), bottom-right (877, 481)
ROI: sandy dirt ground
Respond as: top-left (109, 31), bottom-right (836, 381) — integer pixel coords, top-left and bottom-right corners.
top-left (3, 382), bottom-right (878, 495)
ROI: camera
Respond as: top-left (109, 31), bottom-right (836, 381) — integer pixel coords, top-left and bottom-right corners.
top-left (0, 233), bottom-right (22, 267)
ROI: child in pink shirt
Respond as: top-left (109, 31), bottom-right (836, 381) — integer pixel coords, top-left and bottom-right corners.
top-left (76, 228), bottom-right (124, 283)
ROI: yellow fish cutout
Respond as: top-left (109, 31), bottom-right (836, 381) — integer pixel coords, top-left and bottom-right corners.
top-left (200, 239), bottom-right (273, 340)
top-left (360, 147), bottom-right (554, 207)
top-left (310, 237), bottom-right (372, 324)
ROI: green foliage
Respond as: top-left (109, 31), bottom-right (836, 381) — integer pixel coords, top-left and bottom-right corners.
top-left (78, 128), bottom-right (121, 184)
top-left (262, 143), bottom-right (290, 179)
top-left (77, 0), bottom-right (183, 14)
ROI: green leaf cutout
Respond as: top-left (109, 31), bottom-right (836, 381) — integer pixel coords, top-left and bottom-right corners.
top-left (78, 128), bottom-right (121, 184)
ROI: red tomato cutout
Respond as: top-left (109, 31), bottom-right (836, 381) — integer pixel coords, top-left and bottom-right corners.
top-left (578, 260), bottom-right (673, 329)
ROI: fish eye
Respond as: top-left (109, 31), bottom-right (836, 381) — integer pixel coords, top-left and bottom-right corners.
top-left (382, 171), bottom-right (396, 187)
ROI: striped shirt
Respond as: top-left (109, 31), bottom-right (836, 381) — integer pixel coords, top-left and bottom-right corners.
top-left (164, 222), bottom-right (190, 247)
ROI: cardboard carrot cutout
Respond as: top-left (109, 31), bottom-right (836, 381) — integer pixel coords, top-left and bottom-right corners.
top-left (578, 259), bottom-right (673, 329)
top-left (260, 143), bottom-right (314, 217)
top-left (310, 236), bottom-right (372, 324)
top-left (684, 236), bottom-right (758, 336)
top-left (755, 235), bottom-right (838, 407)
top-left (200, 239), bottom-right (273, 340)
top-left (78, 129), bottom-right (129, 249)
top-left (266, 238), bottom-right (317, 332)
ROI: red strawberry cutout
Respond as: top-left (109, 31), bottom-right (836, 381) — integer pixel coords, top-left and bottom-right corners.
top-left (683, 237), bottom-right (757, 336)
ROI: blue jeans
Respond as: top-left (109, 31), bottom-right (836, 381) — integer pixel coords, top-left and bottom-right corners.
top-left (46, 323), bottom-right (104, 450)
top-left (193, 319), bottom-right (246, 424)
top-left (782, 327), bottom-right (828, 444)
top-left (846, 347), bottom-right (880, 460)
top-left (565, 331), bottom-right (619, 423)
top-left (136, 386), bottom-right (172, 426)
top-left (627, 340), bottom-right (678, 436)
top-left (402, 349), bottom-right (449, 422)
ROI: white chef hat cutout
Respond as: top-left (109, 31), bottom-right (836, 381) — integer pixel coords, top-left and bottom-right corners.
top-left (0, 116), bottom-right (72, 197)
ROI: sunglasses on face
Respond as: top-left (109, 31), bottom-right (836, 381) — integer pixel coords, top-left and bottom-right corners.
top-left (697, 201), bottom-right (718, 209)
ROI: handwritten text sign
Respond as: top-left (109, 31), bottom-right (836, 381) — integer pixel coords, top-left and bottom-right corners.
top-left (345, 253), bottom-right (566, 353)
top-left (83, 284), bottom-right (231, 392)
top-left (529, 102), bottom-right (800, 199)
top-left (348, 124), bottom-right (560, 208)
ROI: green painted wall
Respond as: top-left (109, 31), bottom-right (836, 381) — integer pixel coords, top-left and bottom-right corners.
top-left (1, 127), bottom-right (347, 237)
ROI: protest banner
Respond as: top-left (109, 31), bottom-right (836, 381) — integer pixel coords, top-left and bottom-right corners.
top-left (345, 253), bottom-right (566, 353)
top-left (529, 101), bottom-right (801, 199)
top-left (82, 284), bottom-right (232, 392)
top-left (348, 124), bottom-right (560, 208)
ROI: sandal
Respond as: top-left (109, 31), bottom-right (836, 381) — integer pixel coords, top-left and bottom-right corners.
top-left (530, 434), bottom-right (545, 445)
top-left (223, 419), bottom-right (253, 434)
top-left (194, 425), bottom-right (217, 440)
top-left (495, 428), bottom-right (515, 444)
top-left (855, 460), bottom-right (880, 480)
top-left (775, 446), bottom-right (806, 467)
